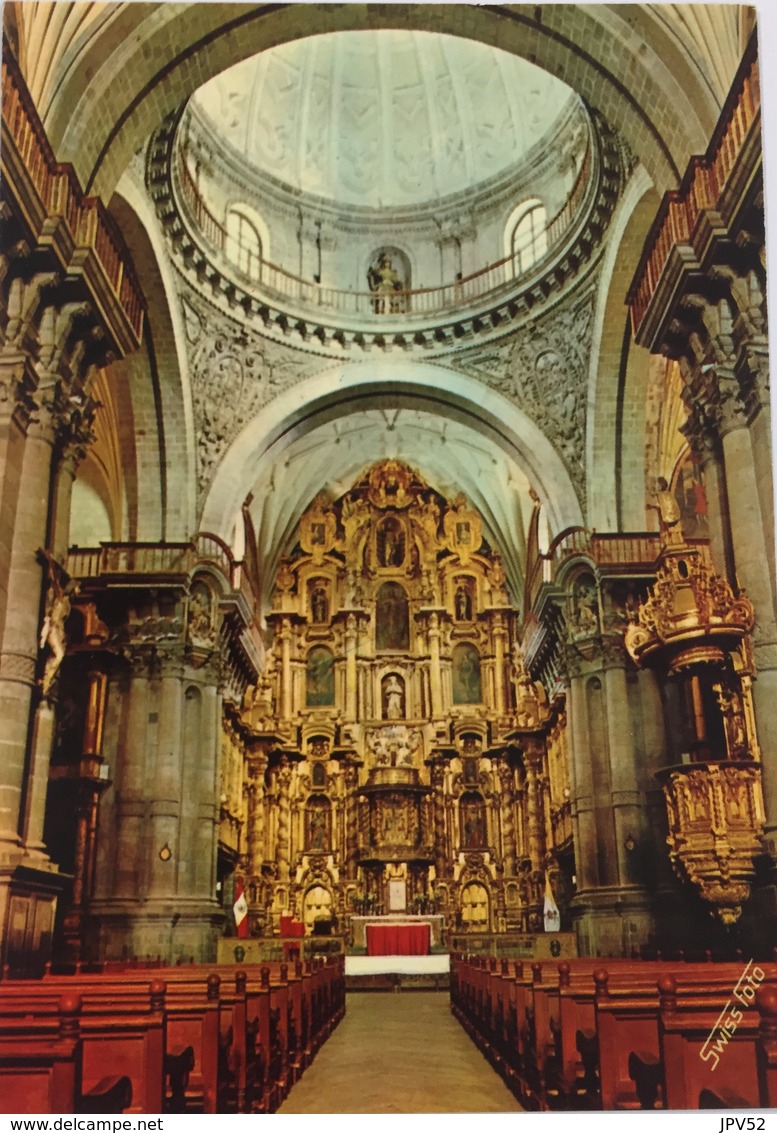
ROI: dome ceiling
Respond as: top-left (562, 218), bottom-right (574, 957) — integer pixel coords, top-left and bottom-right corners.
top-left (192, 30), bottom-right (576, 209)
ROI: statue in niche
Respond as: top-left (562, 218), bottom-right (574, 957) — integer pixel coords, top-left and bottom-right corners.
top-left (378, 516), bottom-right (405, 567)
top-left (310, 585), bottom-right (328, 624)
top-left (188, 581), bottom-right (214, 643)
top-left (382, 673), bottom-right (405, 720)
top-left (573, 581), bottom-right (599, 635)
top-left (306, 646), bottom-right (335, 707)
top-left (368, 254), bottom-right (402, 314)
top-left (461, 792), bottom-right (487, 849)
top-left (649, 476), bottom-right (684, 544)
top-left (306, 798), bottom-right (330, 851)
top-left (455, 581), bottom-right (474, 622)
top-left (716, 687), bottom-right (749, 760)
top-left (376, 582), bottom-right (409, 651)
top-left (38, 549), bottom-right (80, 698)
top-left (452, 643), bottom-right (482, 705)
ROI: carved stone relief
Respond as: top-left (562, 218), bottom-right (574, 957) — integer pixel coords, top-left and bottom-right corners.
top-left (442, 282), bottom-right (599, 499)
top-left (180, 290), bottom-right (324, 497)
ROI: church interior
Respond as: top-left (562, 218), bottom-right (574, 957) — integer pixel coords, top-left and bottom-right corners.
top-left (1, 0), bottom-right (776, 1115)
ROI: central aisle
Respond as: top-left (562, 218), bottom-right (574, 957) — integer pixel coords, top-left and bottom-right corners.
top-left (279, 991), bottom-right (522, 1113)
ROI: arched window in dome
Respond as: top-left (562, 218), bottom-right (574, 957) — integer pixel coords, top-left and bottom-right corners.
top-left (226, 207), bottom-right (262, 280)
top-left (506, 200), bottom-right (548, 278)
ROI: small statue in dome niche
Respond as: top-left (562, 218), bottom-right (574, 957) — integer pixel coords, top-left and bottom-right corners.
top-left (368, 254), bottom-right (401, 314)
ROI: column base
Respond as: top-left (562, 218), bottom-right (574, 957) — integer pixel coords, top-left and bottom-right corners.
top-left (571, 886), bottom-right (654, 957)
top-left (86, 897), bottom-right (226, 963)
top-left (0, 860), bottom-right (67, 975)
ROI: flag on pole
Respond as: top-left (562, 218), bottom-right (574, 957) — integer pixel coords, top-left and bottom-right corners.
top-left (233, 877), bottom-right (249, 938)
top-left (543, 875), bottom-right (561, 933)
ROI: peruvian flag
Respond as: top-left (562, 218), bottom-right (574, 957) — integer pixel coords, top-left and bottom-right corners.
top-left (233, 877), bottom-right (249, 938)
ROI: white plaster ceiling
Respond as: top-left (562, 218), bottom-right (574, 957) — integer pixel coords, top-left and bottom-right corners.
top-left (240, 408), bottom-right (539, 606)
top-left (192, 30), bottom-right (575, 208)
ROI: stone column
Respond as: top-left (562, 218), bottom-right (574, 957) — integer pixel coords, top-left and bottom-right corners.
top-left (275, 757), bottom-right (292, 882)
top-left (566, 665), bottom-right (599, 892)
top-left (0, 297), bottom-right (96, 863)
top-left (147, 648), bottom-right (184, 898)
top-left (602, 645), bottom-right (644, 888)
top-left (196, 676), bottom-right (221, 900)
top-left (343, 764), bottom-right (359, 881)
top-left (344, 614), bottom-right (357, 720)
top-left (523, 743), bottom-right (546, 874)
top-left (111, 649), bottom-right (151, 901)
top-left (431, 761), bottom-right (447, 878)
top-left (716, 401), bottom-right (777, 864)
top-left (498, 761), bottom-right (516, 877)
top-left (492, 614), bottom-right (507, 714)
top-left (280, 619), bottom-right (293, 721)
top-left (246, 752), bottom-right (268, 880)
top-left (427, 612), bottom-right (443, 719)
top-left (0, 348), bottom-right (35, 645)
top-left (0, 386), bottom-right (62, 855)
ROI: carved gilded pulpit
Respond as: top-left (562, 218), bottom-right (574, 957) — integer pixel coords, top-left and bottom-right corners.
top-left (626, 538), bottom-right (764, 922)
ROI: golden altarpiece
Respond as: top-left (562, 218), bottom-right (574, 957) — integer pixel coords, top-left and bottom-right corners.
top-left (228, 461), bottom-right (572, 938)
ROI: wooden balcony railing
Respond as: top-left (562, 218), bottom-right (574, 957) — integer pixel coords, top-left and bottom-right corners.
top-left (628, 33), bottom-right (760, 336)
top-left (175, 133), bottom-right (593, 322)
top-left (67, 535), bottom-right (259, 613)
top-left (1, 45), bottom-right (145, 346)
top-left (523, 528), bottom-right (668, 614)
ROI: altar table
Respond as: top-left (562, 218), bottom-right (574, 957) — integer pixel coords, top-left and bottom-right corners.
top-left (366, 922), bottom-right (430, 956)
top-left (350, 914), bottom-right (445, 950)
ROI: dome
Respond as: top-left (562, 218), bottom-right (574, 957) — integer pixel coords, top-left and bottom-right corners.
top-left (191, 30), bottom-right (576, 209)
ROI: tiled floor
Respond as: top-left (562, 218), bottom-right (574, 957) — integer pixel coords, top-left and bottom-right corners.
top-left (279, 991), bottom-right (522, 1113)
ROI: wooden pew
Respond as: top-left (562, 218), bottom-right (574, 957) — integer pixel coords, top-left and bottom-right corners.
top-left (0, 983), bottom-right (164, 1113)
top-left (657, 972), bottom-right (774, 1109)
top-left (0, 955), bottom-right (345, 1115)
top-left (0, 994), bottom-right (135, 1114)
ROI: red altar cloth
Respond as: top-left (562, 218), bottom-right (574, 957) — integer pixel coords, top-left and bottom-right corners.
top-left (366, 922), bottom-right (430, 956)
top-left (280, 916), bottom-right (305, 937)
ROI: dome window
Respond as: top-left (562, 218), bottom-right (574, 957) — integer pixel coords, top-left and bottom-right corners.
top-left (507, 200), bottom-right (548, 277)
top-left (226, 207), bottom-right (262, 280)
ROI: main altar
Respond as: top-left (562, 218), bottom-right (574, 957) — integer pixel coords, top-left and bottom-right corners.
top-left (351, 914), bottom-right (446, 954)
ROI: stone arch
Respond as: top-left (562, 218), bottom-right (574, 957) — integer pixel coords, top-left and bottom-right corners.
top-left (41, 7), bottom-right (724, 201)
top-left (108, 181), bottom-right (197, 540)
top-left (200, 362), bottom-right (584, 579)
top-left (585, 166), bottom-right (661, 532)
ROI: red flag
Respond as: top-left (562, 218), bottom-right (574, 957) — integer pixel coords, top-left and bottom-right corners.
top-left (233, 877), bottom-right (249, 938)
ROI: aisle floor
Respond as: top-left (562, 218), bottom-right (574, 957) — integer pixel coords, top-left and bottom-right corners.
top-left (279, 991), bottom-right (522, 1113)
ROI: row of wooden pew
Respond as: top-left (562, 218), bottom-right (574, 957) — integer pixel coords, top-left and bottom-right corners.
top-left (451, 953), bottom-right (777, 1110)
top-left (0, 955), bottom-right (345, 1114)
